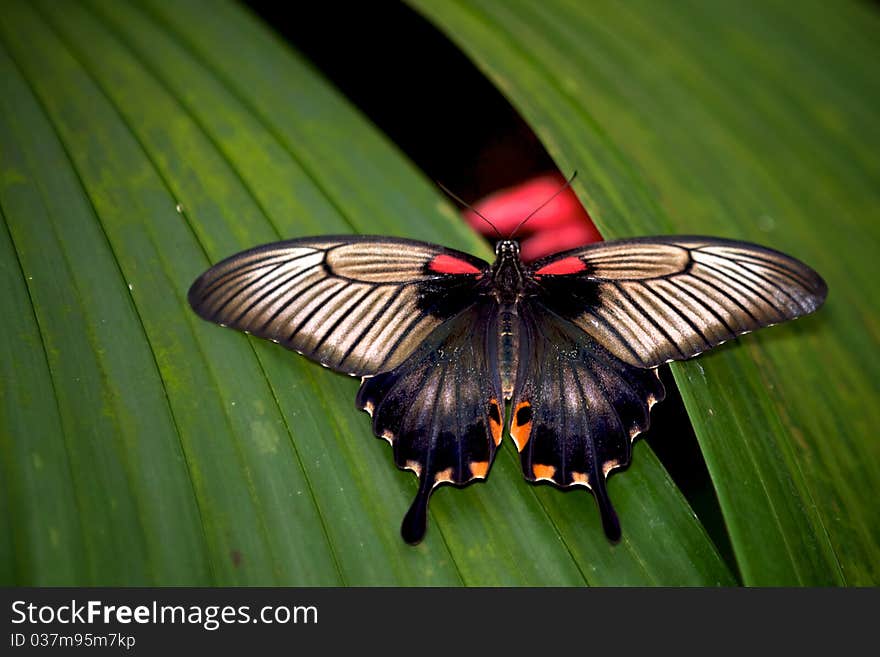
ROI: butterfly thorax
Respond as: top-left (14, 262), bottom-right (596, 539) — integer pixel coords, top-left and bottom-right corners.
top-left (490, 240), bottom-right (527, 304)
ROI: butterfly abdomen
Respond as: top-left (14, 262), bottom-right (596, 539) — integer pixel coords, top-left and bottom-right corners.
top-left (498, 305), bottom-right (520, 400)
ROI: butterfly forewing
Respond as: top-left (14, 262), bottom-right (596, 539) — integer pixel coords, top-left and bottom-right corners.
top-left (530, 236), bottom-right (827, 368)
top-left (188, 236), bottom-right (489, 376)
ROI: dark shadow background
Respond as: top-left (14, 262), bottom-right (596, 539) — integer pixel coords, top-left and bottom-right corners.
top-left (247, 1), bottom-right (554, 203)
top-left (245, 0), bottom-right (736, 570)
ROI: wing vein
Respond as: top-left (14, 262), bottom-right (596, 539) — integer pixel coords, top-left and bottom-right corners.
top-left (613, 282), bottom-right (687, 360)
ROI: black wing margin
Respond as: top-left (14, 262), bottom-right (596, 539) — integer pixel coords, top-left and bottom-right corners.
top-left (529, 236), bottom-right (827, 369)
top-left (188, 235), bottom-right (489, 376)
top-left (355, 304), bottom-right (504, 544)
top-left (511, 302), bottom-right (666, 540)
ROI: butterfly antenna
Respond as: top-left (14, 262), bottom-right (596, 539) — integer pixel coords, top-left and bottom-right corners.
top-left (508, 170), bottom-right (578, 239)
top-left (436, 180), bottom-right (502, 239)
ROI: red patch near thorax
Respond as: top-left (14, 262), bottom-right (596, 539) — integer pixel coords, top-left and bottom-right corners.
top-left (534, 256), bottom-right (587, 276)
top-left (429, 254), bottom-right (482, 275)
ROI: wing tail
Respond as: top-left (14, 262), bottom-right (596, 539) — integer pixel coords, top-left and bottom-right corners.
top-left (590, 460), bottom-right (621, 541)
top-left (401, 470), bottom-right (433, 545)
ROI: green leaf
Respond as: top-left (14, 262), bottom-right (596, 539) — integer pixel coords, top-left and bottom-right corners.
top-left (2, 0), bottom-right (765, 586)
top-left (409, 0), bottom-right (880, 585)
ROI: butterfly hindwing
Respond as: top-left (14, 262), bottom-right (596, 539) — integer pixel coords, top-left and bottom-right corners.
top-left (355, 303), bottom-right (504, 544)
top-left (512, 302), bottom-right (666, 539)
top-left (529, 236), bottom-right (827, 368)
top-left (188, 235), bottom-right (489, 376)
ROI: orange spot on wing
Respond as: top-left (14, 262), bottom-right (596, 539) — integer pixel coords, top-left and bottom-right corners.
top-left (510, 401), bottom-right (533, 452)
top-left (488, 399), bottom-right (503, 446)
top-left (602, 460), bottom-right (620, 476)
top-left (571, 472), bottom-right (590, 486)
top-left (532, 464), bottom-right (556, 480)
top-left (469, 461), bottom-right (490, 478)
top-left (434, 467), bottom-right (454, 484)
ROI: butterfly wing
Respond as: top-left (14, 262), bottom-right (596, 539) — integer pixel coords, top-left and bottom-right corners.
top-left (511, 302), bottom-right (665, 539)
top-left (356, 303), bottom-right (504, 544)
top-left (528, 236), bottom-right (827, 368)
top-left (188, 235), bottom-right (489, 376)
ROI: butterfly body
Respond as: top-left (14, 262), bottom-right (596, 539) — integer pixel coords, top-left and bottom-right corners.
top-left (483, 240), bottom-right (528, 397)
top-left (496, 304), bottom-right (520, 398)
top-left (189, 233), bottom-right (826, 544)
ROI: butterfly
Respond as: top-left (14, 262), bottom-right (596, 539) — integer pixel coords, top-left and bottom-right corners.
top-left (188, 231), bottom-right (826, 544)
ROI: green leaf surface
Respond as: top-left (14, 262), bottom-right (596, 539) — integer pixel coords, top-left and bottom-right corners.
top-left (410, 0), bottom-right (880, 584)
top-left (0, 0), bottom-right (739, 585)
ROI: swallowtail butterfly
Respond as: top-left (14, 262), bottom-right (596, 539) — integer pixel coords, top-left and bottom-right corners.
top-left (188, 231), bottom-right (826, 543)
